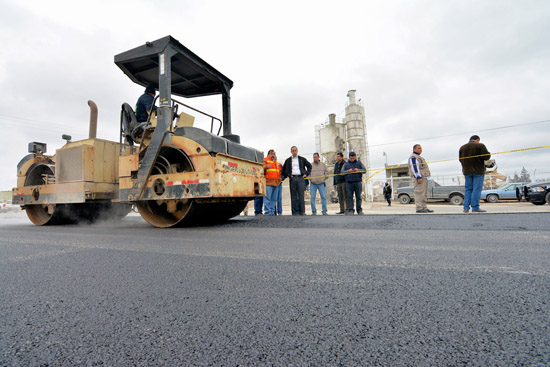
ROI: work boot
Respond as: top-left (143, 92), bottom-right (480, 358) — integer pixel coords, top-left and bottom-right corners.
top-left (472, 209), bottom-right (487, 213)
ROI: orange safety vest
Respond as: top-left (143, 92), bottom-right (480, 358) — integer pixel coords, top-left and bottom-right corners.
top-left (264, 158), bottom-right (281, 180)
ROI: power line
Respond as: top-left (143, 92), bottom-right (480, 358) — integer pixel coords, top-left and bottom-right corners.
top-left (369, 119), bottom-right (550, 148)
top-left (0, 114), bottom-right (91, 135)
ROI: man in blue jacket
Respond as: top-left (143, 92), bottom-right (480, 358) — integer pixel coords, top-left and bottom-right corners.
top-left (135, 85), bottom-right (158, 123)
top-left (342, 151), bottom-right (366, 215)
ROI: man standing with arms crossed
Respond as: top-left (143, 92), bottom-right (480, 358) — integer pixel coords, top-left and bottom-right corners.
top-left (309, 153), bottom-right (329, 215)
top-left (409, 144), bottom-right (433, 213)
top-left (333, 152), bottom-right (347, 214)
top-left (459, 135), bottom-right (491, 213)
top-left (282, 146), bottom-right (312, 216)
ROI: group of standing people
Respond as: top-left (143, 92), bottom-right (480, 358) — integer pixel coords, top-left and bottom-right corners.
top-left (254, 135), bottom-right (490, 216)
top-left (255, 146), bottom-right (367, 216)
top-left (408, 135), bottom-right (491, 213)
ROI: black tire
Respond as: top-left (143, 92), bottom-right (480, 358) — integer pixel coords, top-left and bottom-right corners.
top-left (486, 194), bottom-right (499, 203)
top-left (532, 201), bottom-right (545, 206)
top-left (399, 194), bottom-right (411, 204)
top-left (450, 195), bottom-right (464, 205)
top-left (546, 192), bottom-right (550, 205)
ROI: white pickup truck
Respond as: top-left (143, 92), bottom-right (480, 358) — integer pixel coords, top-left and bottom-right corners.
top-left (396, 179), bottom-right (465, 205)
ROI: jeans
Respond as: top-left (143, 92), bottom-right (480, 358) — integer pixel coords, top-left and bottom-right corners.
top-left (346, 181), bottom-right (362, 214)
top-left (254, 197), bottom-right (263, 215)
top-left (264, 185), bottom-right (278, 215)
top-left (310, 183), bottom-right (327, 214)
top-left (276, 184), bottom-right (283, 215)
top-left (289, 176), bottom-right (306, 215)
top-left (464, 174), bottom-right (484, 211)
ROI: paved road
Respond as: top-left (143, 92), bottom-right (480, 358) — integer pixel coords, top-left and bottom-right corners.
top-left (1, 213), bottom-right (549, 366)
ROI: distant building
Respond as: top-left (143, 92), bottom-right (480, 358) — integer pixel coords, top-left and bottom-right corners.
top-left (316, 90), bottom-right (372, 200)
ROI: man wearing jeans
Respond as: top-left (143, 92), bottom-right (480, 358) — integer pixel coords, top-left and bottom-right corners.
top-left (263, 149), bottom-right (281, 216)
top-left (309, 153), bottom-right (329, 215)
top-left (459, 135), bottom-right (491, 213)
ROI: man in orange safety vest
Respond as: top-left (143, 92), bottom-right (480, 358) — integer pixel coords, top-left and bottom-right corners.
top-left (263, 149), bottom-right (282, 216)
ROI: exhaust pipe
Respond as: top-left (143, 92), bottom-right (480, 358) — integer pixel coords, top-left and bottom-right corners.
top-left (88, 100), bottom-right (98, 139)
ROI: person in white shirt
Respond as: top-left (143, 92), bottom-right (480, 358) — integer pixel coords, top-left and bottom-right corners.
top-left (282, 146), bottom-right (312, 216)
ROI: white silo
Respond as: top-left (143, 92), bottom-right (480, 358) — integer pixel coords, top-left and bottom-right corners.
top-left (345, 90), bottom-right (366, 162)
top-left (344, 90), bottom-right (371, 200)
top-left (319, 113), bottom-right (347, 166)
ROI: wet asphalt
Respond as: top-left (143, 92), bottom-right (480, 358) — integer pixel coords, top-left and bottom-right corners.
top-left (1, 213), bottom-right (549, 366)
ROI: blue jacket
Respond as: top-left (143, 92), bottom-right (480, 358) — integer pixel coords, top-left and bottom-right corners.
top-left (135, 93), bottom-right (157, 122)
top-left (342, 160), bottom-right (366, 183)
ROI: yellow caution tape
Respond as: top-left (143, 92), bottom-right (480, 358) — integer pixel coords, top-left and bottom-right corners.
top-left (286, 144), bottom-right (550, 183)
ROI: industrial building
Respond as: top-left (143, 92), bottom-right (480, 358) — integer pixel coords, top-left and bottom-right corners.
top-left (315, 90), bottom-right (372, 201)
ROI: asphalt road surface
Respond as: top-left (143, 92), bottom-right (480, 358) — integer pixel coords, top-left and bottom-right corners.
top-left (1, 212), bottom-right (549, 366)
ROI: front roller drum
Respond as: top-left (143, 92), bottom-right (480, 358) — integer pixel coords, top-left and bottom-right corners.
top-left (25, 202), bottom-right (132, 226)
top-left (136, 199), bottom-right (248, 228)
top-left (25, 204), bottom-right (67, 225)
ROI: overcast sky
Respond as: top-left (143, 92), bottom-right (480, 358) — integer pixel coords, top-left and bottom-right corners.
top-left (1, 0), bottom-right (549, 191)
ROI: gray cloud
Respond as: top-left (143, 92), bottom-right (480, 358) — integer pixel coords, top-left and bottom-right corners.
top-left (1, 0), bottom-right (550, 191)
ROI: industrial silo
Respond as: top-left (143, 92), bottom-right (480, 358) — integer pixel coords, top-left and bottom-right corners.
top-left (344, 90), bottom-right (371, 200)
top-left (319, 113), bottom-right (347, 166)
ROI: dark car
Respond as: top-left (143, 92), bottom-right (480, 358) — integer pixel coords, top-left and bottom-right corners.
top-left (523, 181), bottom-right (550, 205)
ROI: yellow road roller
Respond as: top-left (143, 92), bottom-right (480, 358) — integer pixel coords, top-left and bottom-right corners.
top-left (12, 36), bottom-right (265, 227)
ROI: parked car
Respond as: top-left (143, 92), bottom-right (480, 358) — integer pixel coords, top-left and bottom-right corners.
top-left (481, 183), bottom-right (528, 203)
top-left (523, 181), bottom-right (550, 205)
top-left (396, 179), bottom-right (465, 205)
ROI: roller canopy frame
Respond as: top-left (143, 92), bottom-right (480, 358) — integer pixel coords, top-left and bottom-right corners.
top-left (114, 35), bottom-right (233, 136)
top-left (114, 35), bottom-right (233, 98)
top-left (114, 35), bottom-right (236, 200)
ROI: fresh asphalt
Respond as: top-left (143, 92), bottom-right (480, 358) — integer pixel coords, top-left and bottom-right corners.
top-left (1, 212), bottom-right (549, 366)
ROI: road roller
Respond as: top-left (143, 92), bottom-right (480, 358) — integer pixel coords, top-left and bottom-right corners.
top-left (12, 36), bottom-right (265, 227)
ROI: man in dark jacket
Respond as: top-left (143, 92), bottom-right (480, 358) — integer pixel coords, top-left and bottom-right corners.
top-left (333, 152), bottom-right (347, 214)
top-left (282, 146), bottom-right (312, 215)
top-left (342, 151), bottom-right (366, 215)
top-left (135, 85), bottom-right (158, 123)
top-left (383, 182), bottom-right (392, 206)
top-left (459, 135), bottom-right (491, 213)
